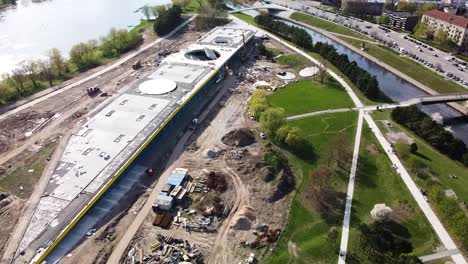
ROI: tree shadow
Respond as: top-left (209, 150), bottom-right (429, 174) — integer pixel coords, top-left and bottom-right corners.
top-left (383, 220), bottom-right (411, 239)
top-left (355, 155), bottom-right (378, 188)
top-left (413, 151), bottom-right (431, 161)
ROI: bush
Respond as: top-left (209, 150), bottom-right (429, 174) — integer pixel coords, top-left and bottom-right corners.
top-left (100, 29), bottom-right (143, 58)
top-left (69, 42), bottom-right (103, 71)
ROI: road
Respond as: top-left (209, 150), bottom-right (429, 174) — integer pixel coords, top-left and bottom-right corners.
top-left (270, 0), bottom-right (468, 87)
top-left (231, 16), bottom-right (467, 264)
top-left (0, 17), bottom-right (195, 123)
top-left (338, 111), bottom-right (364, 264)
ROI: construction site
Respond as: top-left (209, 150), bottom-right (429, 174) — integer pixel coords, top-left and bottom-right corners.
top-left (0, 17), bottom-right (320, 264)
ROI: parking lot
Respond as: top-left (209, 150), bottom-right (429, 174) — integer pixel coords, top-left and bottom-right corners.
top-left (269, 0), bottom-right (468, 88)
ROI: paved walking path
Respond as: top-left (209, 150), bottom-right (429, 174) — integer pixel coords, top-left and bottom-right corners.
top-left (231, 17), bottom-right (467, 264)
top-left (420, 249), bottom-right (461, 262)
top-left (338, 111), bottom-right (364, 264)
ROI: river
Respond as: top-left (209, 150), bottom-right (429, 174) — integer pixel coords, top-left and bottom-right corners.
top-left (0, 0), bottom-right (170, 75)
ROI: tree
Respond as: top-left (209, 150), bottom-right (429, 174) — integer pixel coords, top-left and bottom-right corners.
top-left (435, 29), bottom-right (448, 46)
top-left (141, 5), bottom-right (153, 20)
top-left (70, 42), bottom-right (103, 71)
top-left (248, 89), bottom-right (269, 118)
top-left (259, 107), bottom-right (286, 137)
top-left (48, 48), bottom-right (66, 77)
top-left (414, 23), bottom-right (428, 39)
top-left (410, 142), bottom-right (418, 154)
top-left (370, 204), bottom-right (393, 222)
top-left (21, 61), bottom-right (40, 90)
top-left (284, 126), bottom-right (301, 148)
top-left (5, 70), bottom-right (26, 96)
top-left (37, 59), bottom-right (55, 87)
top-left (316, 58), bottom-right (328, 84)
top-left (154, 5), bottom-right (182, 35)
top-left (379, 16), bottom-right (390, 25)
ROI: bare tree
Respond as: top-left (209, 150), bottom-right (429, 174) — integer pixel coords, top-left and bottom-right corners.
top-left (48, 48), bottom-right (66, 77)
top-left (38, 59), bottom-right (55, 87)
top-left (7, 69), bottom-right (27, 96)
top-left (21, 61), bottom-right (40, 90)
top-left (141, 5), bottom-right (152, 20)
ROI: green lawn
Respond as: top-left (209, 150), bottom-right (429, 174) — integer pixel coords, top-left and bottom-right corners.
top-left (290, 12), bottom-right (368, 40)
top-left (265, 111), bottom-right (358, 264)
top-left (372, 110), bottom-right (468, 201)
top-left (348, 127), bottom-right (438, 262)
top-left (233, 13), bottom-right (258, 26)
top-left (0, 142), bottom-right (57, 199)
top-left (130, 20), bottom-right (153, 34)
top-left (341, 37), bottom-right (467, 94)
top-left (276, 54), bottom-right (312, 71)
top-left (268, 79), bottom-right (354, 116)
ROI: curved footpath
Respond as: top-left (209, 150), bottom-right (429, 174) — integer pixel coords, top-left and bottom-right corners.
top-left (230, 16), bottom-right (467, 264)
top-left (276, 13), bottom-right (468, 116)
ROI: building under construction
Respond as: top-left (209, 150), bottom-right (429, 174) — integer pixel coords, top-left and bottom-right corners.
top-left (14, 23), bottom-right (256, 264)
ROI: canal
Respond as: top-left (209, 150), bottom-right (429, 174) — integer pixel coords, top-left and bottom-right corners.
top-left (0, 0), bottom-right (170, 75)
top-left (274, 17), bottom-right (468, 144)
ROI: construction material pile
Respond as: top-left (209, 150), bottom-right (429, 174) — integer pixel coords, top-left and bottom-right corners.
top-left (240, 223), bottom-right (282, 249)
top-left (127, 235), bottom-right (204, 264)
top-left (221, 128), bottom-right (255, 147)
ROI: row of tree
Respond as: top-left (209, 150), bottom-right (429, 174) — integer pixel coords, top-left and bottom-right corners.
top-left (312, 42), bottom-right (389, 101)
top-left (254, 15), bottom-right (313, 50)
top-left (391, 106), bottom-right (468, 165)
top-left (254, 15), bottom-right (388, 102)
top-left (0, 0), bottom-right (16, 6)
top-left (0, 28), bottom-right (143, 104)
top-left (384, 2), bottom-right (436, 17)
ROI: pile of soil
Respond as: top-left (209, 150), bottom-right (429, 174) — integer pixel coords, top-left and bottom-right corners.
top-left (222, 128), bottom-right (255, 147)
top-left (206, 171), bottom-right (227, 193)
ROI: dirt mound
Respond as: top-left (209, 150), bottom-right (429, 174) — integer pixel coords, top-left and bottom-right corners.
top-left (233, 206), bottom-right (256, 230)
top-left (222, 128), bottom-right (255, 147)
top-left (206, 171), bottom-right (228, 192)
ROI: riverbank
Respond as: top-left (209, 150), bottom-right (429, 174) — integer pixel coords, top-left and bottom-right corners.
top-left (280, 15), bottom-right (468, 116)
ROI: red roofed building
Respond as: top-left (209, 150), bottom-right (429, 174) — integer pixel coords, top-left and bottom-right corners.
top-left (422, 9), bottom-right (468, 46)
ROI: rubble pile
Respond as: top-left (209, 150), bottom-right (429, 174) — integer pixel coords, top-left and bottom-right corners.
top-left (227, 149), bottom-right (247, 160)
top-left (221, 128), bottom-right (255, 147)
top-left (127, 235), bottom-right (205, 264)
top-left (240, 224), bottom-right (282, 249)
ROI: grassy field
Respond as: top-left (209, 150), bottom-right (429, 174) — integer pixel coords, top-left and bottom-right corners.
top-left (347, 127), bottom-right (438, 262)
top-left (233, 13), bottom-right (258, 26)
top-left (341, 37), bottom-right (467, 94)
top-left (268, 79), bottom-right (354, 116)
top-left (276, 54), bottom-right (312, 71)
top-left (264, 111), bottom-right (358, 264)
top-left (372, 110), bottom-right (468, 201)
top-left (290, 12), bottom-right (368, 40)
top-left (0, 142), bottom-right (57, 199)
top-left (130, 20), bottom-right (153, 34)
